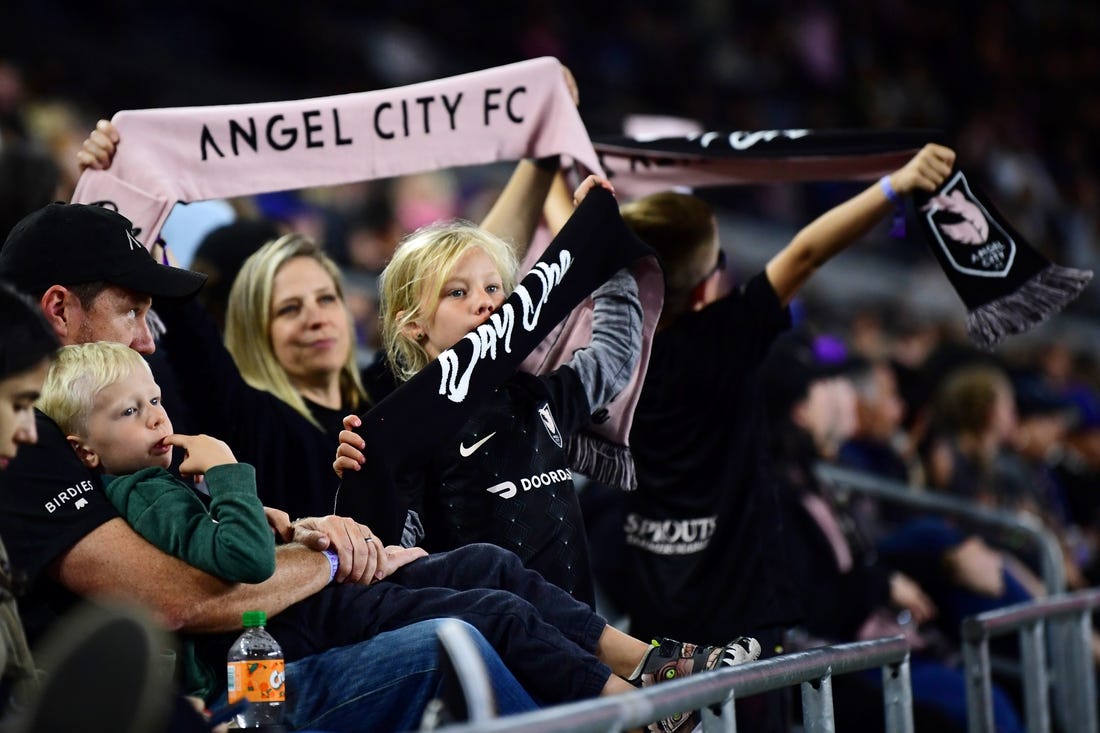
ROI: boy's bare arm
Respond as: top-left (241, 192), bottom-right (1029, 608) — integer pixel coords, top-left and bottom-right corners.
top-left (52, 517), bottom-right (332, 633)
top-left (766, 143), bottom-right (955, 306)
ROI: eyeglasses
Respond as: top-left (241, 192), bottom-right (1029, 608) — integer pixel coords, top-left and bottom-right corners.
top-left (690, 249), bottom-right (727, 302)
top-left (705, 249), bottom-right (727, 281)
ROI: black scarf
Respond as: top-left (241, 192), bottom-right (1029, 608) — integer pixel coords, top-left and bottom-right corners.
top-left (910, 170), bottom-right (1091, 347)
top-left (334, 188), bottom-right (655, 544)
top-left (594, 129), bottom-right (1092, 348)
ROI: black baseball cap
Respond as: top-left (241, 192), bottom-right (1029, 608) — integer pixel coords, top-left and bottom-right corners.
top-left (0, 202), bottom-right (206, 298)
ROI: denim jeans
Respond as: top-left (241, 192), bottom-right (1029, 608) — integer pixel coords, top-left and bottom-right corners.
top-left (281, 619), bottom-right (537, 732)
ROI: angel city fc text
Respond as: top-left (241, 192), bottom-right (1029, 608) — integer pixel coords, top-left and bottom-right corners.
top-left (199, 86), bottom-right (528, 160)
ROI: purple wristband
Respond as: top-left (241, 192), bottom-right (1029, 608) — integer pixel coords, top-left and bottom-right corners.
top-left (878, 175), bottom-right (901, 204)
top-left (321, 549), bottom-right (339, 583)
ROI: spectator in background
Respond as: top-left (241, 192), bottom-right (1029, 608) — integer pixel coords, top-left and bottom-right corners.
top-left (0, 142), bottom-right (59, 240)
top-left (764, 331), bottom-right (1024, 733)
top-left (924, 362), bottom-right (1018, 506)
top-left (189, 218), bottom-right (282, 334)
top-left (570, 144), bottom-right (952, 733)
top-left (838, 357), bottom-right (910, 485)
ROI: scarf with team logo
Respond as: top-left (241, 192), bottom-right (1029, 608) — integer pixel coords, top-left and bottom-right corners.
top-left (594, 130), bottom-right (1092, 348)
top-left (71, 56), bottom-right (601, 245)
top-left (69, 56), bottom-right (668, 498)
top-left (910, 171), bottom-right (1091, 347)
top-left (335, 188), bottom-right (656, 545)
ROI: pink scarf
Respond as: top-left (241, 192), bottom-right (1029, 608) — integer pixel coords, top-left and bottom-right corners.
top-left (71, 57), bottom-right (657, 490)
top-left (72, 57), bottom-right (600, 245)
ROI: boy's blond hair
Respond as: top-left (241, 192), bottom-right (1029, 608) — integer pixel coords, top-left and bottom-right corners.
top-left (619, 192), bottom-right (717, 320)
top-left (37, 342), bottom-right (151, 436)
top-left (379, 221), bottom-right (518, 383)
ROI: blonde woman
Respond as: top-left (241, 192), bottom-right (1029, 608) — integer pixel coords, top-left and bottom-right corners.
top-left (155, 234), bottom-right (368, 521)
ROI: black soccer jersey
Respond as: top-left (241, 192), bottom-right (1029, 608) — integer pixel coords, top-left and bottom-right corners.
top-left (407, 368), bottom-right (596, 607)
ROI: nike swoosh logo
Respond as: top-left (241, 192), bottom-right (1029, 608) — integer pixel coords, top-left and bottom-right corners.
top-left (459, 432), bottom-right (497, 458)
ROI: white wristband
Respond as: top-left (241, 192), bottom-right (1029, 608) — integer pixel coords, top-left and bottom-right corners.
top-left (321, 549), bottom-right (339, 584)
top-left (879, 175), bottom-right (901, 204)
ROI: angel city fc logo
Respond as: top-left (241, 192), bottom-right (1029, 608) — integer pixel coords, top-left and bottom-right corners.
top-left (921, 171), bottom-right (1016, 278)
top-left (537, 403), bottom-right (563, 448)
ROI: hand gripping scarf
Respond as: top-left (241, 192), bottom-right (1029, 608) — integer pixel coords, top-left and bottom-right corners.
top-left (70, 57), bottom-right (662, 494)
top-left (334, 188), bottom-right (657, 544)
top-left (594, 129), bottom-right (1092, 348)
top-left (72, 57), bottom-right (601, 246)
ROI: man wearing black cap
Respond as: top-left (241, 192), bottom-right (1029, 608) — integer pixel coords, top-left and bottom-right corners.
top-left (0, 203), bottom-right (536, 731)
top-left (0, 203), bottom-right (205, 353)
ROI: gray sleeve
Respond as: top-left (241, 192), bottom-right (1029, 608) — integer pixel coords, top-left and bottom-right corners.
top-left (402, 509), bottom-right (425, 548)
top-left (565, 268), bottom-right (643, 411)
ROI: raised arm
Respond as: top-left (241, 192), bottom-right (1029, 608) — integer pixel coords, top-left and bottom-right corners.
top-left (541, 171), bottom-right (576, 235)
top-left (479, 158), bottom-right (560, 258)
top-left (559, 176), bottom-right (638, 411)
top-left (478, 63), bottom-right (581, 256)
top-left (765, 143), bottom-right (956, 306)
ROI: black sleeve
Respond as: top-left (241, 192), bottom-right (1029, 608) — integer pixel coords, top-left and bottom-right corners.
top-left (519, 367), bottom-right (592, 439)
top-left (0, 413), bottom-right (117, 588)
top-left (709, 271), bottom-right (792, 367)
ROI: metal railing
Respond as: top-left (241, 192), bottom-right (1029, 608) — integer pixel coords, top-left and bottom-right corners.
top-left (962, 588), bottom-right (1100, 733)
top-left (430, 635), bottom-right (913, 733)
top-left (814, 463), bottom-right (1094, 733)
top-left (814, 463), bottom-right (1066, 595)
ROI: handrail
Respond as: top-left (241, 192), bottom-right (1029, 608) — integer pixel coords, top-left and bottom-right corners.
top-left (814, 463), bottom-right (1066, 595)
top-left (962, 587), bottom-right (1100, 640)
top-left (429, 636), bottom-right (913, 733)
top-left (962, 589), bottom-right (1100, 733)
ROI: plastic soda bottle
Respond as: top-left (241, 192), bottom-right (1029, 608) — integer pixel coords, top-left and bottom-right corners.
top-left (227, 610), bottom-right (286, 727)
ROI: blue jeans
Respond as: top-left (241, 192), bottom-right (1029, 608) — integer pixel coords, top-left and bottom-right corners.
top-left (280, 619), bottom-right (537, 732)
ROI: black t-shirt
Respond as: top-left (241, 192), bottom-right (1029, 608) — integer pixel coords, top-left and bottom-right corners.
top-left (624, 272), bottom-right (801, 643)
top-left (404, 368), bottom-right (596, 607)
top-left (0, 411), bottom-right (118, 645)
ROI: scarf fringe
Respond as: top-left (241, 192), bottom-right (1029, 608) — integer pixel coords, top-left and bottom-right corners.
top-left (967, 264), bottom-right (1093, 349)
top-left (567, 432), bottom-right (637, 491)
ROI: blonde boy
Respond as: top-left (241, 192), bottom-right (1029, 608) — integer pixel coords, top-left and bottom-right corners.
top-left (37, 342), bottom-right (274, 584)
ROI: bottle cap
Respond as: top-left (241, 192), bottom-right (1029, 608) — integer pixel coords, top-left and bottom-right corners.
top-left (241, 610), bottom-right (267, 627)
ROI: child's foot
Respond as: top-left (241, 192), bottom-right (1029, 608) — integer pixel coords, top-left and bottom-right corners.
top-left (630, 636), bottom-right (761, 733)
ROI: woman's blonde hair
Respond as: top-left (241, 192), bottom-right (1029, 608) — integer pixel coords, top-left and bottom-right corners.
top-left (379, 221), bottom-right (518, 383)
top-left (37, 342), bottom-right (151, 437)
top-left (225, 233), bottom-right (365, 428)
